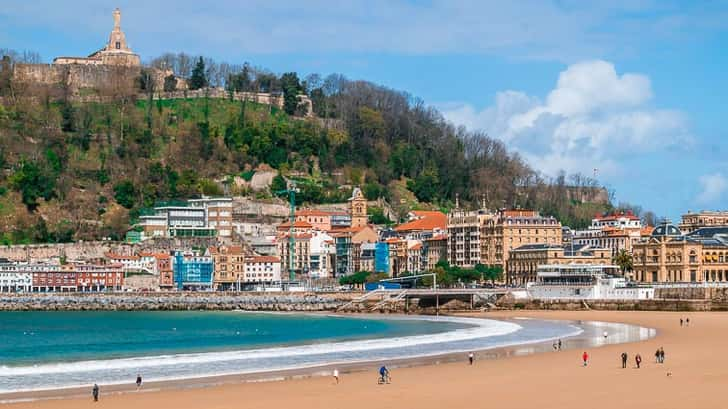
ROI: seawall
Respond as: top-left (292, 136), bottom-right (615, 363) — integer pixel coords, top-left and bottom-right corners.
top-left (0, 292), bottom-right (363, 312)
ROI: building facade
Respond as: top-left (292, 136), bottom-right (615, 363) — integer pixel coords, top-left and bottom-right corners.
top-left (0, 260), bottom-right (32, 292)
top-left (631, 223), bottom-right (728, 283)
top-left (172, 252), bottom-right (214, 290)
top-left (210, 245), bottom-right (247, 290)
top-left (679, 210), bottom-right (728, 234)
top-left (507, 244), bottom-right (611, 285)
top-left (136, 197), bottom-right (233, 241)
top-left (572, 211), bottom-right (648, 257)
top-left (243, 256), bottom-right (281, 284)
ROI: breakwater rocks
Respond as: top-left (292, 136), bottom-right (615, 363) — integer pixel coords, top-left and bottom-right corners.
top-left (0, 292), bottom-right (366, 312)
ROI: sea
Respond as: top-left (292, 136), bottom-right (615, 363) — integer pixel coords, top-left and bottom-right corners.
top-left (0, 311), bottom-right (652, 394)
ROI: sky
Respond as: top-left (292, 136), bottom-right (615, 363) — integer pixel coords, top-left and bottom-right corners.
top-left (2, 0), bottom-right (728, 221)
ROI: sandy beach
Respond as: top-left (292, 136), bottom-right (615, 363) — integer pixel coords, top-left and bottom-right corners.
top-left (5, 310), bottom-right (724, 409)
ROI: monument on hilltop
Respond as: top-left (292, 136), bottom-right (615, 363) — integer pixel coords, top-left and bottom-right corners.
top-left (53, 8), bottom-right (141, 67)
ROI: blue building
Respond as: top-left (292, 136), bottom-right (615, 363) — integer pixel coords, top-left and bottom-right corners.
top-left (173, 252), bottom-right (214, 290)
top-left (375, 242), bottom-right (390, 274)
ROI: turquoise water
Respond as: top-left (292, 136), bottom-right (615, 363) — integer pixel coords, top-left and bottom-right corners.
top-left (0, 312), bottom-right (623, 394)
top-left (0, 311), bottom-right (462, 366)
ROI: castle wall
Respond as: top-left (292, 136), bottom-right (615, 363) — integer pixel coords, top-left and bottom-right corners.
top-left (10, 65), bottom-right (313, 116)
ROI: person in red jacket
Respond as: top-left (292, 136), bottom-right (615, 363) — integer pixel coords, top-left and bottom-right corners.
top-left (582, 351), bottom-right (589, 367)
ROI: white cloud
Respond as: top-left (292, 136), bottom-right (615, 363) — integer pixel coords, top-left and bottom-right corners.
top-left (441, 60), bottom-right (690, 177)
top-left (697, 173), bottom-right (728, 204)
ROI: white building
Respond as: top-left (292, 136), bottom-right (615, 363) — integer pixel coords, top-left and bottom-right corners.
top-left (527, 264), bottom-right (654, 300)
top-left (136, 197), bottom-right (233, 240)
top-left (572, 211), bottom-right (648, 257)
top-left (309, 231), bottom-right (335, 278)
top-left (0, 261), bottom-right (32, 292)
top-left (244, 256), bottom-right (281, 283)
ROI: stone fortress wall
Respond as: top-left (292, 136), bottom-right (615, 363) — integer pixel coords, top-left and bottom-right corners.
top-left (11, 63), bottom-right (313, 116)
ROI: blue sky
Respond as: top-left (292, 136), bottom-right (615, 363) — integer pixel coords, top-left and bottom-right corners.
top-left (3, 0), bottom-right (728, 221)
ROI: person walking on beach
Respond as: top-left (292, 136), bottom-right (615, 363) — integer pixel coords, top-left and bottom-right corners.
top-left (635, 354), bottom-right (642, 369)
top-left (333, 368), bottom-right (339, 384)
top-left (92, 384), bottom-right (99, 402)
top-left (680, 318), bottom-right (683, 327)
top-left (621, 352), bottom-right (628, 369)
top-left (136, 374), bottom-right (142, 389)
top-left (469, 352), bottom-right (474, 365)
top-left (655, 349), bottom-right (660, 363)
top-left (686, 318), bottom-right (690, 326)
top-left (582, 351), bottom-right (589, 367)
top-left (558, 339), bottom-right (562, 350)
top-left (659, 347), bottom-right (665, 363)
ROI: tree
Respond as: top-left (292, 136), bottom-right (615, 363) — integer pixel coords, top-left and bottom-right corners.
top-left (10, 159), bottom-right (57, 210)
top-left (163, 74), bottom-right (177, 92)
top-left (271, 174), bottom-right (287, 194)
top-left (189, 57), bottom-right (208, 90)
top-left (280, 72), bottom-right (302, 115)
top-left (113, 180), bottom-right (137, 209)
top-left (407, 166), bottom-right (440, 203)
top-left (613, 249), bottom-right (633, 275)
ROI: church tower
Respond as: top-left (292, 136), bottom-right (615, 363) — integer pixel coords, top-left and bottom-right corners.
top-left (349, 187), bottom-right (367, 228)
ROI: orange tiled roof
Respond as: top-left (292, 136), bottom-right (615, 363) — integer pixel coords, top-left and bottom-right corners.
top-left (247, 256), bottom-right (280, 263)
top-left (139, 252), bottom-right (171, 259)
top-left (296, 209), bottom-right (347, 217)
top-left (395, 211), bottom-right (447, 232)
top-left (277, 220), bottom-right (313, 229)
top-left (105, 253), bottom-right (140, 260)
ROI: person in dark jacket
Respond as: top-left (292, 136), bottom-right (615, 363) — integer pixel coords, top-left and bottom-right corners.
top-left (621, 352), bottom-right (628, 368)
top-left (92, 384), bottom-right (99, 402)
top-left (635, 354), bottom-right (642, 369)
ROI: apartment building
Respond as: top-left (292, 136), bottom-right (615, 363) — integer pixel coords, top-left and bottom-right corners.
top-left (481, 210), bottom-right (562, 270)
top-left (210, 245), bottom-right (247, 290)
top-left (447, 208), bottom-right (492, 268)
top-left (572, 211), bottom-right (650, 256)
top-left (679, 210), bottom-right (728, 234)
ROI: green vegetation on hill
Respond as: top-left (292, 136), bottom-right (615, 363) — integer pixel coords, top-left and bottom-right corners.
top-left (0, 51), bottom-right (631, 244)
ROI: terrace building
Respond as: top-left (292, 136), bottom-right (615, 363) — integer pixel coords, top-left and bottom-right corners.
top-left (507, 243), bottom-right (611, 285)
top-left (135, 197), bottom-right (233, 241)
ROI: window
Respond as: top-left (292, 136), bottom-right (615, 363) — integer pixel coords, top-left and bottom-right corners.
top-left (115, 41), bottom-right (121, 49)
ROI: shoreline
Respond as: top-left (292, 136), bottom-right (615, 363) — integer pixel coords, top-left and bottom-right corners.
top-left (0, 314), bottom-right (654, 404)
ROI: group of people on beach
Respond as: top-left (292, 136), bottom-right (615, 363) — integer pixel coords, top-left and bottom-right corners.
top-left (679, 317), bottom-right (691, 327)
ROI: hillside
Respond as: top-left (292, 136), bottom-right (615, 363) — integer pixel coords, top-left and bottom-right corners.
top-left (0, 54), bottom-right (616, 244)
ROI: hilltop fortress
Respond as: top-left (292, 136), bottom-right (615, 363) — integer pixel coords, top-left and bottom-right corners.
top-left (8, 8), bottom-right (312, 114)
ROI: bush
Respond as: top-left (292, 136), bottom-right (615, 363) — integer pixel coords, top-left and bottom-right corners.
top-left (113, 180), bottom-right (137, 209)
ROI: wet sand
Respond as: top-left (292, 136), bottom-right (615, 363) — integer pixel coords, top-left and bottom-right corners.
top-left (3, 311), bottom-right (720, 408)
